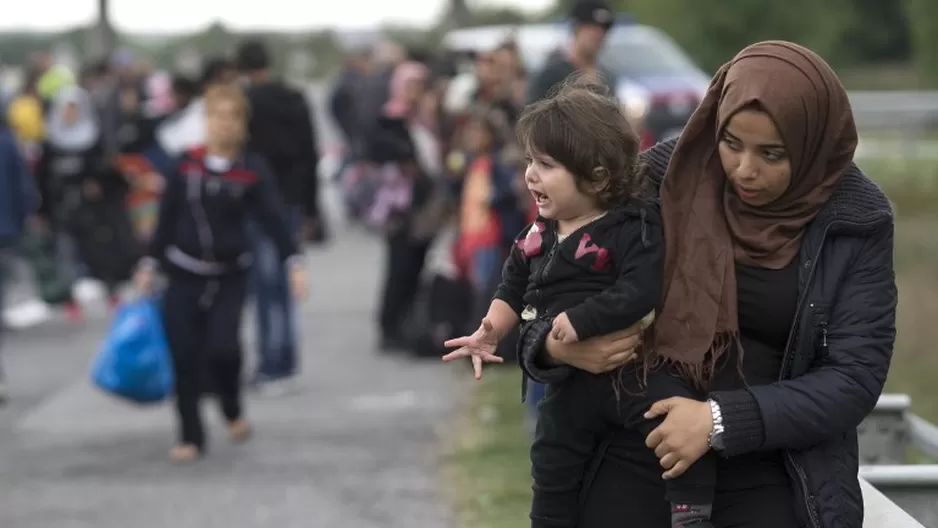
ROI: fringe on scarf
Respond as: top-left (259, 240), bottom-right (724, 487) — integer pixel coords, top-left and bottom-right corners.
top-left (610, 330), bottom-right (744, 413)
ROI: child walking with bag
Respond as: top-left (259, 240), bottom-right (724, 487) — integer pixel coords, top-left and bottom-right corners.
top-left (134, 84), bottom-right (307, 462)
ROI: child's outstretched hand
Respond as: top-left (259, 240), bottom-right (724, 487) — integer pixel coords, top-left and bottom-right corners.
top-left (551, 312), bottom-right (579, 344)
top-left (442, 318), bottom-right (504, 380)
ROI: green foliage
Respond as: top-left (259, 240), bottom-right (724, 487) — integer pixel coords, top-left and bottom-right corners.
top-left (616, 0), bottom-right (904, 71)
top-left (902, 0), bottom-right (938, 86)
top-left (610, 0), bottom-right (912, 74)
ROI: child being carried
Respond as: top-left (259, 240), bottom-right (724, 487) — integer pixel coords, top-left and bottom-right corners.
top-left (443, 77), bottom-right (716, 528)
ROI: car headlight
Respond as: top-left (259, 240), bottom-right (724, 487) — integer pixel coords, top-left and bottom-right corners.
top-left (622, 97), bottom-right (649, 123)
top-left (616, 82), bottom-right (651, 124)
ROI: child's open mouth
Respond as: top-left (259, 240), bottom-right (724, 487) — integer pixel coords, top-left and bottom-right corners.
top-left (531, 190), bottom-right (549, 206)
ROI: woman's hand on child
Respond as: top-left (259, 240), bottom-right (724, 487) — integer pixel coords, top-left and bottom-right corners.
top-left (442, 318), bottom-right (504, 380)
top-left (550, 313), bottom-right (579, 344)
top-left (545, 323), bottom-right (643, 374)
top-left (644, 397), bottom-right (713, 480)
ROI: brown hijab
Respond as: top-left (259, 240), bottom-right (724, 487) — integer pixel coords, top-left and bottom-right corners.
top-left (654, 41), bottom-right (858, 378)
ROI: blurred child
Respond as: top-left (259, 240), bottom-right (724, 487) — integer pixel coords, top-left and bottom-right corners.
top-left (454, 108), bottom-right (525, 296)
top-left (134, 84), bottom-right (307, 462)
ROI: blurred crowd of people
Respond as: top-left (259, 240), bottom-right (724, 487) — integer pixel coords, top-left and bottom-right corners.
top-left (327, 1), bottom-right (618, 415)
top-left (328, 37), bottom-right (534, 358)
top-left (0, 42), bottom-right (325, 405)
top-left (0, 0), bottom-right (614, 449)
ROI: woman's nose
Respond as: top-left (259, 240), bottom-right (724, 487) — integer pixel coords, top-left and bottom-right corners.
top-left (735, 155), bottom-right (760, 182)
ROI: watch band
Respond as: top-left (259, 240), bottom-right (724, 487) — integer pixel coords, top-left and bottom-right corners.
top-left (707, 398), bottom-right (725, 449)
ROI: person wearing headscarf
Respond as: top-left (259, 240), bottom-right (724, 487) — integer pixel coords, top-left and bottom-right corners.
top-left (363, 60), bottom-right (437, 351)
top-left (37, 86), bottom-right (138, 317)
top-left (35, 86), bottom-right (127, 317)
top-left (514, 41), bottom-right (895, 527)
top-left (36, 64), bottom-right (77, 108)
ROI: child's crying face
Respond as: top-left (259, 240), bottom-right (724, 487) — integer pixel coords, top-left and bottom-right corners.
top-left (524, 152), bottom-right (598, 221)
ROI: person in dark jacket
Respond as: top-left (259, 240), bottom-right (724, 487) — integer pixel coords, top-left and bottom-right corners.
top-left (358, 40), bottom-right (407, 161)
top-left (36, 85), bottom-right (120, 319)
top-left (364, 60), bottom-right (435, 351)
top-left (526, 0), bottom-right (616, 105)
top-left (235, 39), bottom-right (320, 392)
top-left (0, 123), bottom-right (37, 404)
top-left (134, 83), bottom-right (307, 462)
top-left (518, 41), bottom-right (895, 528)
top-left (329, 48), bottom-right (371, 167)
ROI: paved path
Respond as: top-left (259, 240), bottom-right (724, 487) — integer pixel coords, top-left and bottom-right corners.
top-left (0, 196), bottom-right (466, 527)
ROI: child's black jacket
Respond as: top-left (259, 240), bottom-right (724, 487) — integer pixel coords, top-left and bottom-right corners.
top-left (148, 147), bottom-right (297, 276)
top-left (493, 201), bottom-right (663, 341)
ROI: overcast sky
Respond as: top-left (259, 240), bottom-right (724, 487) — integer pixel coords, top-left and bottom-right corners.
top-left (0, 0), bottom-right (551, 32)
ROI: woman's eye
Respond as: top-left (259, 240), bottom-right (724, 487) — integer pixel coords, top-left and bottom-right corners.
top-left (721, 136), bottom-right (740, 150)
top-left (763, 150), bottom-right (785, 162)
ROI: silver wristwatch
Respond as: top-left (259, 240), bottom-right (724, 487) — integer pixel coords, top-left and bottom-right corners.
top-left (707, 398), bottom-right (725, 452)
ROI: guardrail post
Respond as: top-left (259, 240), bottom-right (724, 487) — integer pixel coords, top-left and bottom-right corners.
top-left (860, 475), bottom-right (928, 527)
top-left (861, 467), bottom-right (938, 527)
top-left (860, 394), bottom-right (912, 465)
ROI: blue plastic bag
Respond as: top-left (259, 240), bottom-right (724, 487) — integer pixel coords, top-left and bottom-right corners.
top-left (91, 298), bottom-right (174, 404)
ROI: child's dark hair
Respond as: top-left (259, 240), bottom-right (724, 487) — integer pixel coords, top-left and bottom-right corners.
top-left (515, 73), bottom-right (648, 208)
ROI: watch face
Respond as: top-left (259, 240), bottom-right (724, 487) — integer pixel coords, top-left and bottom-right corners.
top-left (710, 431), bottom-right (725, 451)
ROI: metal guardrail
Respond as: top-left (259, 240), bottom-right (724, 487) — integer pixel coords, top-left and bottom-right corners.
top-left (306, 82), bottom-right (938, 160)
top-left (862, 477), bottom-right (928, 528)
top-left (858, 393), bottom-right (938, 527)
top-left (846, 92), bottom-right (938, 161)
top-left (849, 91), bottom-right (938, 131)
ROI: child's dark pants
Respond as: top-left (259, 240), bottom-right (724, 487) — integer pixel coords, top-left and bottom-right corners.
top-left (162, 271), bottom-right (248, 451)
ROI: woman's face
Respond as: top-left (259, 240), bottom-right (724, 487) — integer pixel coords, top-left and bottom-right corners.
top-left (718, 108), bottom-right (792, 207)
top-left (494, 49), bottom-right (518, 80)
top-left (403, 77), bottom-right (426, 106)
top-left (119, 88), bottom-right (140, 114)
top-left (61, 102), bottom-right (81, 126)
top-left (206, 98), bottom-right (245, 148)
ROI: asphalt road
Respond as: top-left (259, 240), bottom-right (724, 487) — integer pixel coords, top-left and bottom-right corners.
top-left (0, 86), bottom-right (468, 525)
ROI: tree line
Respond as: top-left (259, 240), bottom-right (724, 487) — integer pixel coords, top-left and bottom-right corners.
top-left (562, 0), bottom-right (935, 85)
top-left (0, 0), bottom-right (936, 86)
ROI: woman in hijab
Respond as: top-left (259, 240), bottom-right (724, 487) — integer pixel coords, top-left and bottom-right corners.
top-left (37, 86), bottom-right (130, 316)
top-left (517, 41), bottom-right (896, 527)
top-left (35, 86), bottom-right (104, 319)
top-left (364, 60), bottom-right (438, 351)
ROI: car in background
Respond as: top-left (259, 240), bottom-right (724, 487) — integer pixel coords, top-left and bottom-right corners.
top-left (443, 19), bottom-right (710, 149)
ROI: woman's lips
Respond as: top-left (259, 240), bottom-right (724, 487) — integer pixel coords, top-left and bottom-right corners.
top-left (735, 185), bottom-right (760, 200)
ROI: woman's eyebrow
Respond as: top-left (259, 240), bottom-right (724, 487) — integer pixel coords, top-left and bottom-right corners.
top-left (723, 129), bottom-right (786, 150)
